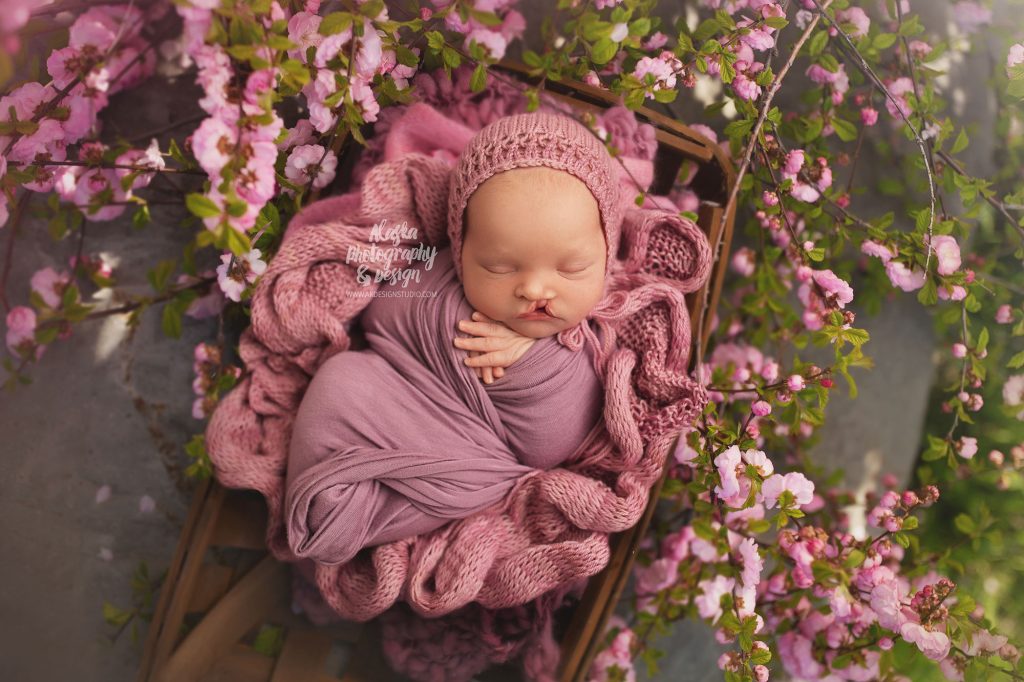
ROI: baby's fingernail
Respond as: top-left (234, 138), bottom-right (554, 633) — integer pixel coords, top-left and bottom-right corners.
top-left (458, 320), bottom-right (467, 328)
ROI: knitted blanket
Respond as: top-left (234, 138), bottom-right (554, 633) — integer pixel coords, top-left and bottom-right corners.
top-left (205, 66), bottom-right (712, 680)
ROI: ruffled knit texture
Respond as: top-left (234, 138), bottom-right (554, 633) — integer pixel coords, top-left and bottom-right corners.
top-left (205, 65), bottom-right (711, 682)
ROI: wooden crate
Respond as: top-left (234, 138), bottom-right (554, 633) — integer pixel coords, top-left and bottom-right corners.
top-left (137, 60), bottom-right (736, 682)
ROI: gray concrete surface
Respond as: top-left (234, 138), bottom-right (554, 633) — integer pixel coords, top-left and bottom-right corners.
top-left (0, 1), bottom-right (1003, 681)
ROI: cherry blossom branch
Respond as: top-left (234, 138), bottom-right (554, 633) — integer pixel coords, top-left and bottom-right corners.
top-left (6, 160), bottom-right (204, 176)
top-left (36, 277), bottom-right (215, 328)
top-left (936, 149), bottom-right (1024, 243)
top-left (806, 0), bottom-right (938, 273)
top-left (0, 193), bottom-right (31, 314)
top-left (698, 0), bottom-right (834, 378)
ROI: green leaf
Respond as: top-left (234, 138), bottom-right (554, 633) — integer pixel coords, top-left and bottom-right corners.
top-left (186, 193), bottom-right (220, 219)
top-left (147, 259), bottom-right (176, 294)
top-left (950, 128), bottom-right (969, 154)
top-left (591, 37), bottom-right (618, 65)
top-left (764, 16), bottom-right (788, 29)
top-left (1008, 350), bottom-right (1024, 369)
top-left (629, 17), bottom-right (651, 36)
top-left (470, 63), bottom-right (487, 93)
top-left (873, 32), bottom-right (897, 50)
top-left (917, 277), bottom-right (937, 305)
top-left (954, 513), bottom-right (975, 535)
top-left (832, 117), bottom-right (858, 142)
top-left (807, 30), bottom-right (829, 57)
top-left (843, 549), bottom-right (865, 569)
top-left (320, 12), bottom-right (353, 36)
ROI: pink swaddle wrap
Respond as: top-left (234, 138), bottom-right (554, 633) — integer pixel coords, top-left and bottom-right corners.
top-left (285, 247), bottom-right (604, 566)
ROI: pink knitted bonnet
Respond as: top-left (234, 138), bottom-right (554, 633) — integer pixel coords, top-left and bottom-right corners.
top-left (446, 111), bottom-right (624, 282)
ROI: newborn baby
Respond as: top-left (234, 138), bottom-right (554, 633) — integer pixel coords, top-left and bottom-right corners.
top-left (285, 111), bottom-right (624, 566)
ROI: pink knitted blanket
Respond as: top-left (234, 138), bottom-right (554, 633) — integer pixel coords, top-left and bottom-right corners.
top-left (205, 66), bottom-right (712, 679)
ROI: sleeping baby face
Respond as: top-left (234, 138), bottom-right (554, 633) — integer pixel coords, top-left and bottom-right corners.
top-left (460, 167), bottom-right (608, 339)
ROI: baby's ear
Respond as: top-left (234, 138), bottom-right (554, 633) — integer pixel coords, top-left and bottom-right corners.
top-left (617, 207), bottom-right (713, 294)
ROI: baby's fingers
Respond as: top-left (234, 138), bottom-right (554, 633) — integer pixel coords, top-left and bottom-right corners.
top-left (452, 335), bottom-right (506, 352)
top-left (463, 349), bottom-right (513, 368)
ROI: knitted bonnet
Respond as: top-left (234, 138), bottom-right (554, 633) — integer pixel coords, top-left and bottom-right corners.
top-left (446, 111), bottom-right (624, 282)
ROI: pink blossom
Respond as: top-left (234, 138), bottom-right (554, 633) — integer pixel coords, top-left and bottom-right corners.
top-left (634, 557), bottom-right (680, 595)
top-left (642, 31), bottom-right (668, 50)
top-left (1002, 375), bottom-right (1024, 413)
top-left (951, 1), bottom-right (992, 33)
top-left (885, 77), bottom-right (915, 119)
top-left (139, 494), bottom-right (156, 514)
top-left (787, 374), bottom-right (805, 391)
top-left (730, 246), bottom-right (756, 277)
top-left (285, 144), bottom-right (338, 191)
top-left (350, 77), bottom-right (380, 123)
top-left (812, 268), bottom-right (854, 308)
top-left (69, 5), bottom-right (145, 51)
top-left (115, 138), bottom-right (165, 190)
top-left (314, 28), bottom-right (353, 68)
top-left (279, 119), bottom-right (316, 151)
top-left (902, 621), bottom-right (951, 660)
top-left (5, 306), bottom-right (37, 353)
top-left (908, 40), bottom-right (932, 59)
top-left (738, 18), bottom-right (775, 51)
top-left (95, 484), bottom-right (112, 504)
top-left (354, 20), bottom-right (383, 77)
top-left (732, 72), bottom-right (762, 101)
top-left (751, 400), bottom-right (771, 417)
top-left (30, 267), bottom-right (70, 308)
top-left (673, 436), bottom-right (699, 466)
top-left (216, 249), bottom-right (268, 302)
top-left (191, 117), bottom-right (237, 179)
top-left (937, 284), bottom-right (967, 301)
top-left (836, 7), bottom-right (870, 37)
top-left (806, 64), bottom-right (841, 86)
top-left (782, 149), bottom-right (804, 178)
top-left (1008, 44), bottom-right (1024, 73)
top-left (661, 526), bottom-right (694, 561)
top-left (633, 54), bottom-right (677, 92)
top-left (737, 536), bottom-right (762, 588)
top-left (996, 304), bottom-right (1014, 324)
top-left (777, 631), bottom-right (824, 679)
top-left (287, 11), bottom-right (323, 59)
top-left (861, 239), bottom-right (896, 262)
top-left (965, 628), bottom-right (1009, 656)
top-left (861, 106), bottom-right (879, 126)
top-left (951, 342), bottom-right (968, 358)
top-left (885, 260), bottom-right (926, 292)
top-left (695, 575), bottom-right (736, 621)
top-left (589, 620), bottom-right (636, 682)
top-left (742, 449), bottom-right (773, 477)
top-left (928, 235), bottom-right (961, 276)
top-left (957, 436), bottom-right (978, 459)
top-left (790, 181), bottom-right (820, 202)
top-left (714, 445), bottom-right (746, 503)
top-left (609, 22), bottom-right (628, 43)
top-left (760, 471), bottom-right (814, 509)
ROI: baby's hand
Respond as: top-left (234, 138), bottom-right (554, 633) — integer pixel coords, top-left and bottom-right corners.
top-left (453, 311), bottom-right (536, 384)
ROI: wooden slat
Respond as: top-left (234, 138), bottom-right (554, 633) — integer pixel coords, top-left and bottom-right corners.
top-left (155, 555), bottom-right (290, 682)
top-left (186, 564), bottom-right (236, 615)
top-left (201, 643), bottom-right (275, 682)
top-left (209, 490), bottom-right (268, 550)
top-left (141, 480), bottom-right (227, 681)
top-left (270, 629), bottom-right (335, 682)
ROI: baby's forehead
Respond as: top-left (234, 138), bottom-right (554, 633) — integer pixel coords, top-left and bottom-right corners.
top-left (487, 166), bottom-right (583, 189)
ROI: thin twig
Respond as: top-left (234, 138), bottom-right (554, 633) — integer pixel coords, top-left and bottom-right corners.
top-left (0, 193), bottom-right (31, 314)
top-left (807, 0), bottom-right (938, 273)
